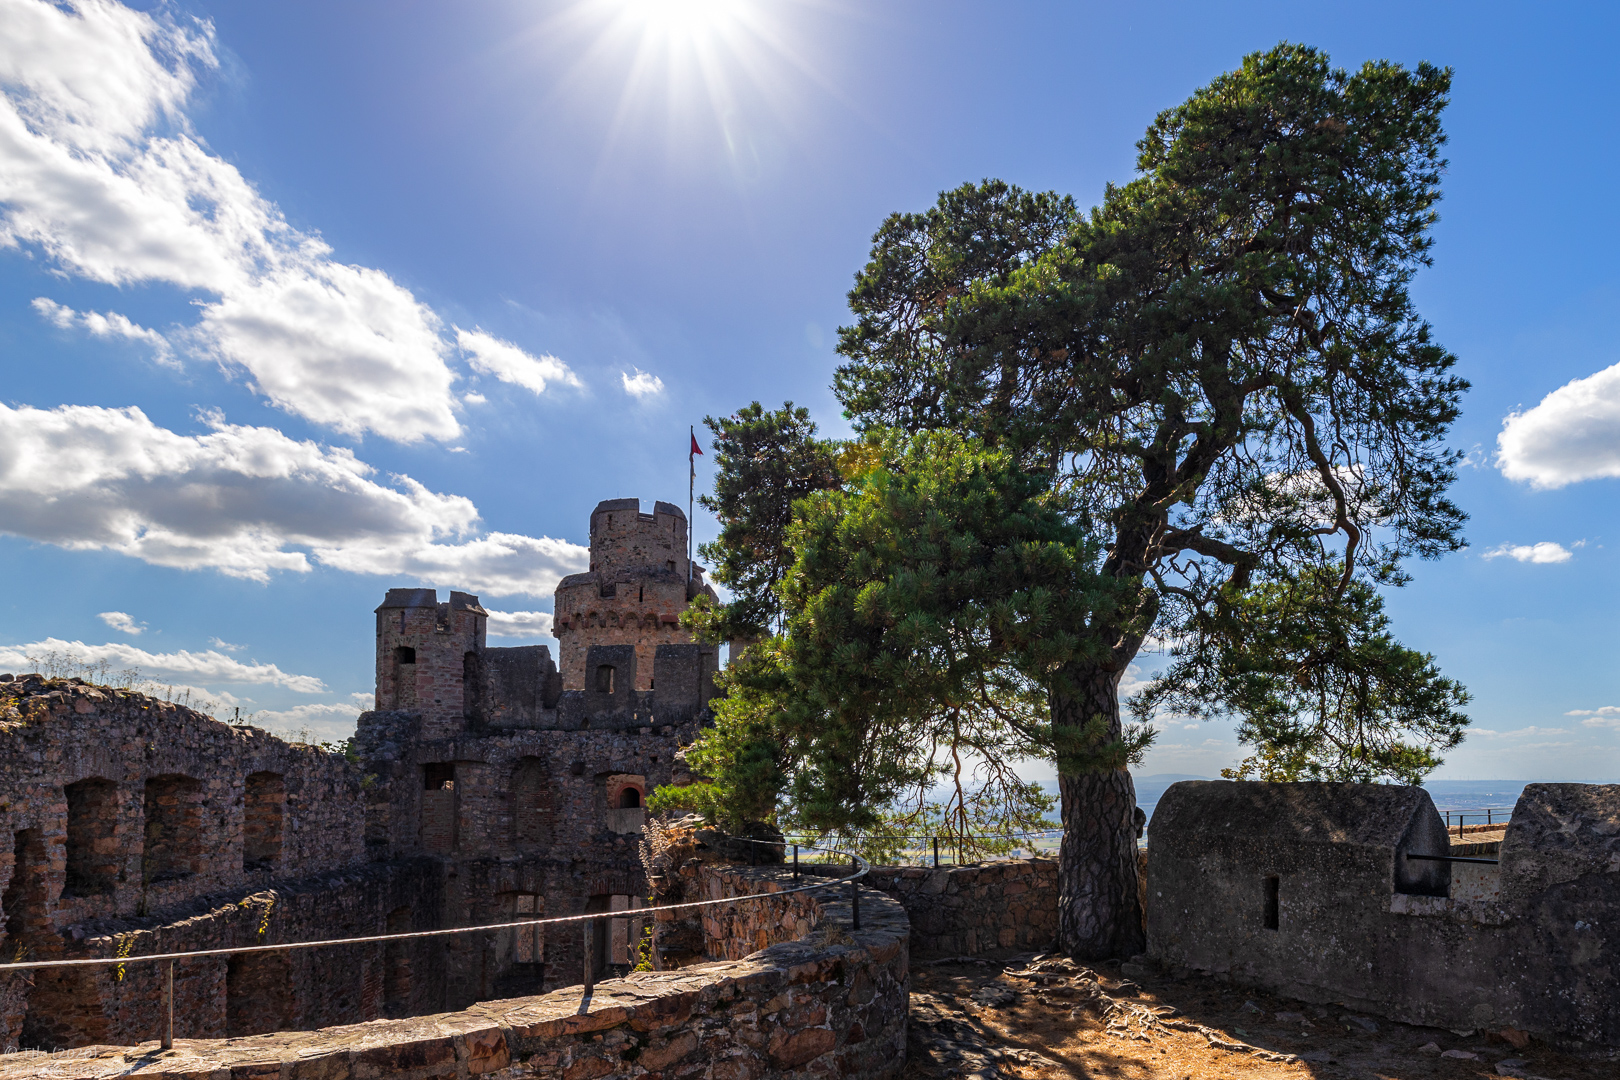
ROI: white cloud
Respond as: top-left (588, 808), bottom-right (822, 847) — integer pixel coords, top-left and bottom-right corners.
top-left (97, 610), bottom-right (144, 635)
top-left (208, 636), bottom-right (243, 652)
top-left (1470, 725), bottom-right (1567, 740)
top-left (316, 531), bottom-right (588, 598)
top-left (251, 697), bottom-right (369, 744)
top-left (621, 368), bottom-right (664, 397)
top-left (1567, 706), bottom-right (1620, 729)
top-left (1481, 541), bottom-right (1573, 564)
top-left (0, 402), bottom-right (588, 594)
top-left (486, 609), bottom-right (554, 638)
top-left (456, 328), bottom-right (581, 396)
top-left (32, 296), bottom-right (172, 364)
top-left (0, 636), bottom-right (324, 691)
top-left (1497, 361), bottom-right (1620, 488)
top-left (0, 0), bottom-right (460, 441)
top-left (192, 263), bottom-right (458, 441)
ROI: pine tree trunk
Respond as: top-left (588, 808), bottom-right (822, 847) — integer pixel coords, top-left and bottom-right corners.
top-left (1054, 662), bottom-right (1146, 960)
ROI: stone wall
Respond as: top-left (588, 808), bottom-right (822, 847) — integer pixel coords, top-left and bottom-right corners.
top-left (24, 859), bottom-right (443, 1050)
top-left (1147, 780), bottom-right (1620, 1047)
top-left (803, 858), bottom-right (1059, 957)
top-left (552, 498), bottom-right (718, 691)
top-left (0, 674), bottom-right (371, 1048)
top-left (355, 706), bottom-right (698, 1001)
top-left (4, 863), bottom-right (912, 1080)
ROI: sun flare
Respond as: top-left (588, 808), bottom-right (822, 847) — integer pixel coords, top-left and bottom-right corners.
top-left (609, 0), bottom-right (747, 42)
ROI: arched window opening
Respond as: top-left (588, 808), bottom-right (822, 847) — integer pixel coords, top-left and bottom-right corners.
top-left (226, 951), bottom-right (292, 1036)
top-left (392, 646), bottom-right (417, 709)
top-left (510, 757), bottom-right (554, 848)
top-left (64, 778), bottom-right (118, 897)
top-left (619, 787), bottom-right (641, 809)
top-left (243, 772), bottom-right (285, 872)
top-left (143, 775), bottom-right (203, 884)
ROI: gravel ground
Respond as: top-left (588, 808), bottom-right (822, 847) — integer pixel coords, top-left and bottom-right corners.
top-left (904, 951), bottom-right (1619, 1080)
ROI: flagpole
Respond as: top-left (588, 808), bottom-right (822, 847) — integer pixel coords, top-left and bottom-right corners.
top-left (688, 425), bottom-right (695, 590)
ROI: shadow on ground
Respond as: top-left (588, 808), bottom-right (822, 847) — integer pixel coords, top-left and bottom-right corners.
top-left (904, 950), bottom-right (1618, 1080)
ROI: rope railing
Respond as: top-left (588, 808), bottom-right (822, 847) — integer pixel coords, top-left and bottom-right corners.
top-left (0, 840), bottom-right (870, 1051)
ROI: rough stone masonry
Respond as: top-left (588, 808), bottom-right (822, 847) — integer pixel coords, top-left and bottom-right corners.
top-left (0, 498), bottom-right (724, 1050)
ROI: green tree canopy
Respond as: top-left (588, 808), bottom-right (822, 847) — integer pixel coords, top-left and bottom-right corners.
top-left (696, 402), bottom-right (841, 639)
top-left (663, 430), bottom-right (1139, 858)
top-left (825, 44), bottom-right (1469, 957)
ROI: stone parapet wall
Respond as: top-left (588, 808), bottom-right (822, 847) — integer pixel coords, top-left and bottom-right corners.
top-left (0, 675), bottom-right (369, 1048)
top-left (7, 864), bottom-right (911, 1080)
top-left (14, 858), bottom-right (442, 1050)
top-left (1148, 781), bottom-right (1620, 1047)
top-left (806, 858), bottom-right (1058, 956)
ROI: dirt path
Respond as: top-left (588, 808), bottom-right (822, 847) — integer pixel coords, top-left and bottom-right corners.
top-left (904, 953), bottom-right (1617, 1080)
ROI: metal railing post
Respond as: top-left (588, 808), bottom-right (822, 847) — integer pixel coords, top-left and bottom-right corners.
top-left (932, 837), bottom-right (939, 868)
top-left (161, 959), bottom-right (174, 1050)
top-left (792, 843), bottom-right (799, 881)
top-left (850, 856), bottom-right (860, 931)
top-left (583, 918), bottom-right (595, 993)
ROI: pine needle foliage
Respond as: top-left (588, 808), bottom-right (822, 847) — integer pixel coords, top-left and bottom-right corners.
top-left (659, 431), bottom-right (1133, 856)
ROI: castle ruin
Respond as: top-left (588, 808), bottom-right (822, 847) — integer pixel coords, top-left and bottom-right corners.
top-left (0, 498), bottom-right (721, 1048)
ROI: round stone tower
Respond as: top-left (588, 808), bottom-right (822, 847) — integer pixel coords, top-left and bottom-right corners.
top-left (551, 499), bottom-right (716, 690)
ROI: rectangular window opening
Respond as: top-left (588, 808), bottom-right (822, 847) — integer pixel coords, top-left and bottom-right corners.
top-left (1263, 875), bottom-right (1280, 930)
top-left (64, 778), bottom-right (118, 897)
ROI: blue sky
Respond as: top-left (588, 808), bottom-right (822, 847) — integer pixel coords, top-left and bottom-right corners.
top-left (0, 0), bottom-right (1616, 781)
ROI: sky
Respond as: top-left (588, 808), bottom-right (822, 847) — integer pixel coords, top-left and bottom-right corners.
top-left (0, 0), bottom-right (1616, 781)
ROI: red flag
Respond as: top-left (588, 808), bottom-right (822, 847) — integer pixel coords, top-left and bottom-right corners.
top-left (690, 433), bottom-right (703, 456)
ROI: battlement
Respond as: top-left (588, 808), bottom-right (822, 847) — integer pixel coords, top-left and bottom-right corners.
top-left (373, 588), bottom-right (491, 739)
top-left (551, 497), bottom-right (717, 691)
top-left (587, 498), bottom-right (688, 580)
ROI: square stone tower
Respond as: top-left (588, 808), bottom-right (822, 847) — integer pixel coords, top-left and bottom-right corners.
top-left (374, 589), bottom-right (488, 739)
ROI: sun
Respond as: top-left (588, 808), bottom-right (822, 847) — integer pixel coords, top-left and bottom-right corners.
top-left (530, 0), bottom-right (821, 185)
top-left (605, 0), bottom-right (748, 43)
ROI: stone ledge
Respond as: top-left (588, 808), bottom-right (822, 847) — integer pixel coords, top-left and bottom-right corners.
top-left (0, 866), bottom-right (910, 1080)
top-left (1389, 893), bottom-right (1510, 926)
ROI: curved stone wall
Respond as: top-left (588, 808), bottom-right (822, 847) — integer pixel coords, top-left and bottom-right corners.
top-left (0, 865), bottom-right (910, 1080)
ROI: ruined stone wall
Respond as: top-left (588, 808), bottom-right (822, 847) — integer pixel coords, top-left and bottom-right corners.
top-left (10, 863), bottom-right (912, 1080)
top-left (0, 674), bottom-right (371, 1049)
top-left (355, 706), bottom-right (696, 1001)
top-left (855, 859), bottom-right (1059, 956)
top-left (25, 859), bottom-right (442, 1050)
